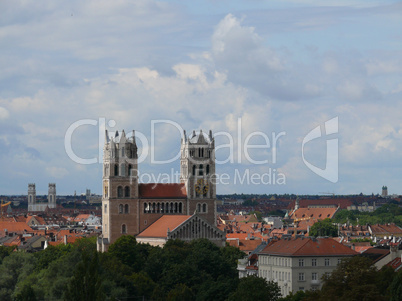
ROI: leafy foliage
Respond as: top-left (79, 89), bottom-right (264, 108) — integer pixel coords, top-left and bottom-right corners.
top-left (228, 275), bottom-right (281, 301)
top-left (309, 218), bottom-right (338, 237)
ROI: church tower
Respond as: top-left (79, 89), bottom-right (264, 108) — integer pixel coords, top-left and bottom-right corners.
top-left (48, 183), bottom-right (56, 208)
top-left (28, 183), bottom-right (36, 211)
top-left (180, 130), bottom-right (216, 225)
top-left (100, 130), bottom-right (139, 251)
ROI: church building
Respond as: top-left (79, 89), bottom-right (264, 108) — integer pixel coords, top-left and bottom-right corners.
top-left (97, 129), bottom-right (225, 252)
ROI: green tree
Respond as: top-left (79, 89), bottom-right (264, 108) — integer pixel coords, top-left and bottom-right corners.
top-left (389, 270), bottom-right (402, 301)
top-left (319, 256), bottom-right (385, 301)
top-left (64, 251), bottom-right (105, 301)
top-left (167, 283), bottom-right (195, 301)
top-left (108, 235), bottom-right (153, 272)
top-left (228, 276), bottom-right (281, 301)
top-left (13, 285), bottom-right (37, 301)
top-left (309, 218), bottom-right (338, 237)
top-left (0, 252), bottom-right (36, 301)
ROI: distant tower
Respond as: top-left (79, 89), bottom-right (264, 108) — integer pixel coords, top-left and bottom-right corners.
top-left (295, 197), bottom-right (300, 211)
top-left (100, 130), bottom-right (138, 251)
top-left (48, 183), bottom-right (56, 208)
top-left (28, 183), bottom-right (36, 211)
top-left (382, 186), bottom-right (388, 197)
top-left (180, 129), bottom-right (216, 225)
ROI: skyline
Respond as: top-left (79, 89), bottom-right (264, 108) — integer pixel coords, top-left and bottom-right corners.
top-left (0, 1), bottom-right (401, 195)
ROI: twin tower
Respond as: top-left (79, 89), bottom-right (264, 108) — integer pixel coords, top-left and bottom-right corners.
top-left (101, 129), bottom-right (216, 247)
top-left (28, 183), bottom-right (57, 212)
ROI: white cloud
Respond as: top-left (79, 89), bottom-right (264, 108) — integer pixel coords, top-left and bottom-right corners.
top-left (0, 107), bottom-right (9, 120)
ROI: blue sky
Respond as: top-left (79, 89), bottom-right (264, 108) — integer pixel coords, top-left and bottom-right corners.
top-left (0, 0), bottom-right (401, 195)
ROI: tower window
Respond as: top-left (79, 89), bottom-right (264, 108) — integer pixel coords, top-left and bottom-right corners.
top-left (128, 164), bottom-right (132, 176)
top-left (119, 204), bottom-right (123, 214)
top-left (124, 186), bottom-right (130, 197)
top-left (114, 164), bottom-right (118, 176)
top-left (104, 204), bottom-right (107, 213)
top-left (206, 165), bottom-right (210, 175)
top-left (122, 224), bottom-right (127, 234)
top-left (121, 147), bottom-right (125, 157)
top-left (124, 204), bottom-right (129, 214)
top-left (202, 203), bottom-right (207, 212)
top-left (120, 164), bottom-right (125, 176)
top-left (197, 203), bottom-right (201, 212)
top-left (117, 186), bottom-right (123, 198)
top-left (199, 164), bottom-right (203, 176)
top-left (192, 165), bottom-right (196, 176)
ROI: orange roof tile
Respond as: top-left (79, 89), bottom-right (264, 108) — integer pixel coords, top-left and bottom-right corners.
top-left (0, 221), bottom-right (31, 235)
top-left (137, 215), bottom-right (191, 238)
top-left (227, 239), bottom-right (262, 252)
top-left (139, 183), bottom-right (187, 199)
top-left (291, 207), bottom-right (338, 220)
top-left (260, 237), bottom-right (357, 257)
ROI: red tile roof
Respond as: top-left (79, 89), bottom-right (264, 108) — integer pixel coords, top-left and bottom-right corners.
top-left (0, 221), bottom-right (31, 235)
top-left (227, 239), bottom-right (263, 252)
top-left (386, 256), bottom-right (402, 271)
top-left (291, 207), bottom-right (338, 220)
top-left (137, 215), bottom-right (191, 238)
top-left (260, 237), bottom-right (357, 257)
top-left (139, 183), bottom-right (187, 199)
top-left (289, 198), bottom-right (352, 209)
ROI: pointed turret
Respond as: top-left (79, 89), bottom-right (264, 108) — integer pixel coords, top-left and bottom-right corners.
top-left (131, 130), bottom-right (137, 146)
top-left (105, 129), bottom-right (110, 144)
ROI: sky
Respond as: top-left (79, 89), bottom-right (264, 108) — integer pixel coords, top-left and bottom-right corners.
top-left (0, 0), bottom-right (402, 195)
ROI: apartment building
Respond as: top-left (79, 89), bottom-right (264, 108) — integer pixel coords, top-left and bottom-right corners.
top-left (258, 237), bottom-right (357, 296)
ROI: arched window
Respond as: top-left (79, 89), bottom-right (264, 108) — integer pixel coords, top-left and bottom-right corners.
top-left (161, 203), bottom-right (165, 213)
top-left (124, 204), bottom-right (129, 214)
top-left (29, 195), bottom-right (32, 202)
top-left (157, 203), bottom-right (160, 213)
top-left (199, 164), bottom-right (203, 176)
top-left (152, 203), bottom-right (156, 213)
top-left (128, 164), bottom-right (132, 176)
top-left (170, 202), bottom-right (174, 213)
top-left (203, 204), bottom-right (207, 213)
top-left (197, 203), bottom-right (201, 212)
top-left (174, 202), bottom-right (178, 213)
top-left (121, 147), bottom-right (125, 157)
top-left (120, 163), bottom-right (125, 176)
top-left (119, 204), bottom-right (123, 214)
top-left (206, 165), bottom-right (210, 175)
top-left (179, 202), bottom-right (182, 213)
top-left (144, 203), bottom-right (147, 213)
top-left (114, 164), bottom-right (119, 176)
top-left (192, 165), bottom-right (196, 176)
top-left (122, 224), bottom-right (127, 234)
top-left (117, 186), bottom-right (123, 198)
top-left (124, 186), bottom-right (130, 197)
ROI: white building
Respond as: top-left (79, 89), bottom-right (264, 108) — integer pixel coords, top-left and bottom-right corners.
top-left (258, 237), bottom-right (357, 296)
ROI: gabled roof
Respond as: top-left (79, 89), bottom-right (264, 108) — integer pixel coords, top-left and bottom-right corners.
top-left (290, 207), bottom-right (338, 220)
top-left (259, 237), bottom-right (357, 257)
top-left (0, 221), bottom-right (31, 235)
top-left (139, 183), bottom-right (187, 199)
top-left (137, 215), bottom-right (191, 238)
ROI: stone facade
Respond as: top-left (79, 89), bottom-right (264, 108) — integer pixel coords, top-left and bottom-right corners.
top-left (98, 129), bottom-right (217, 252)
